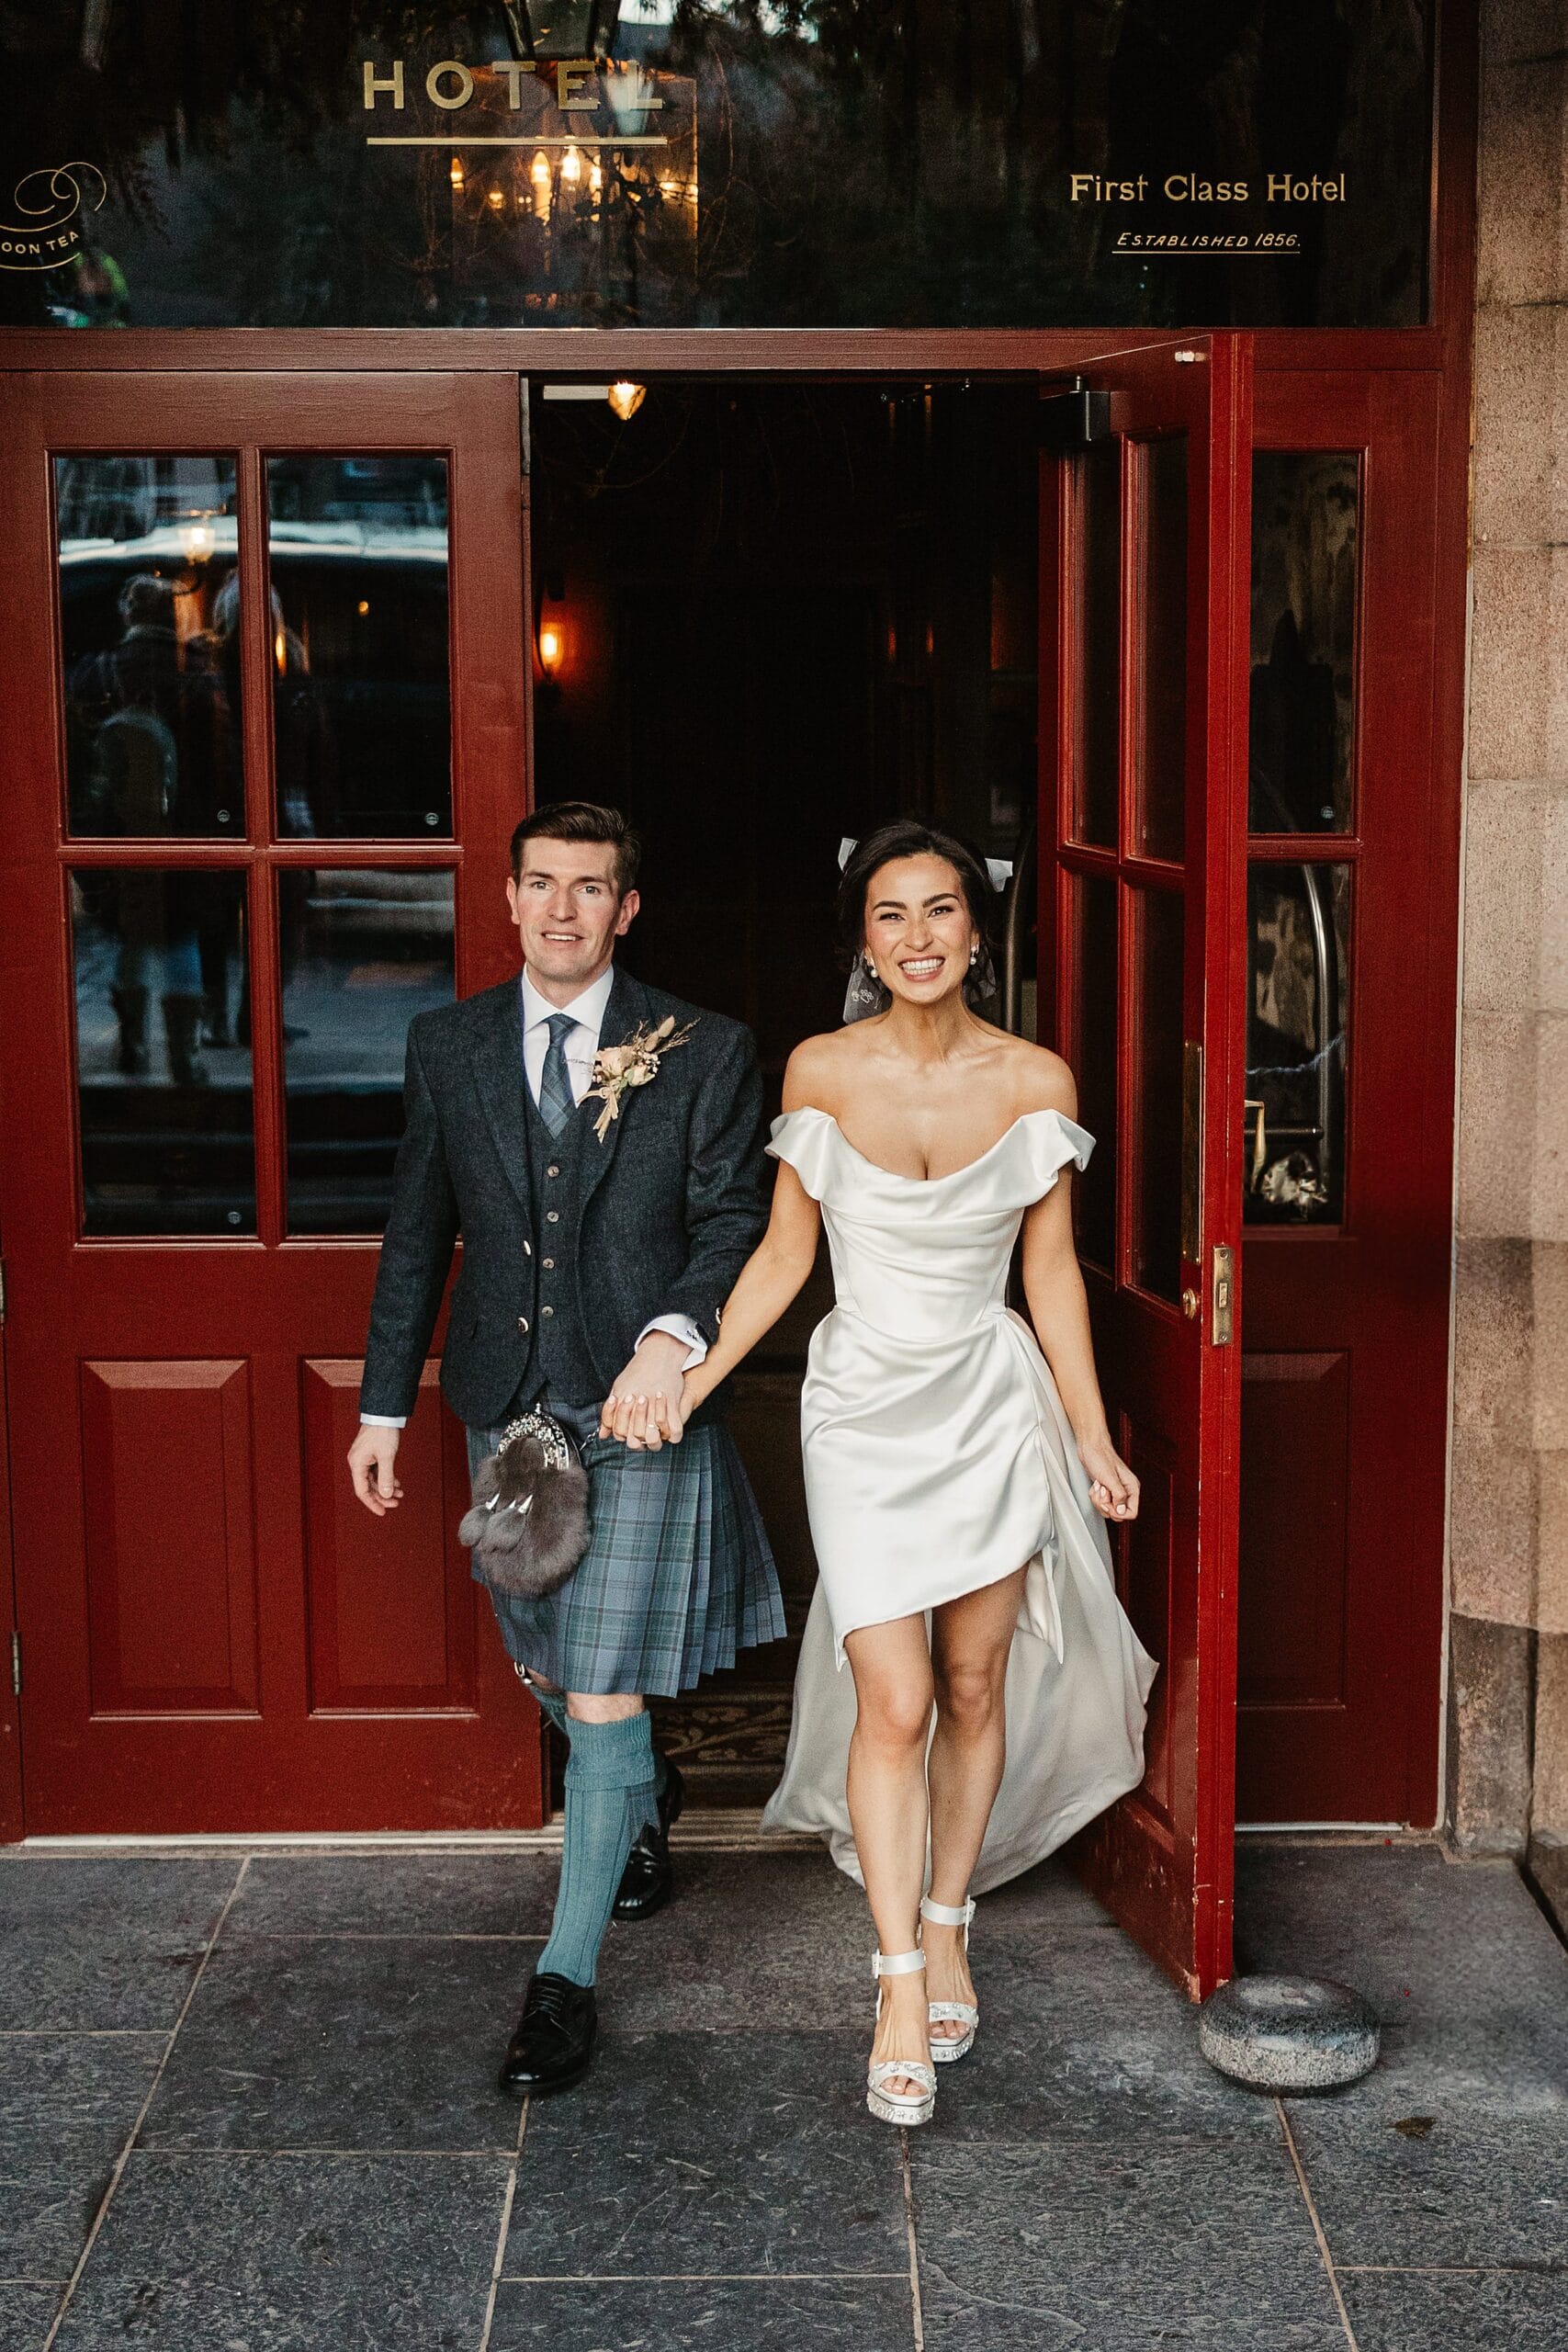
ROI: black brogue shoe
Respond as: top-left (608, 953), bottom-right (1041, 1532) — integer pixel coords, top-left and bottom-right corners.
top-left (497, 1973), bottom-right (597, 2097)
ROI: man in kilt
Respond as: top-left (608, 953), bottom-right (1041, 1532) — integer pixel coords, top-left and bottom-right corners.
top-left (348, 802), bottom-right (784, 2095)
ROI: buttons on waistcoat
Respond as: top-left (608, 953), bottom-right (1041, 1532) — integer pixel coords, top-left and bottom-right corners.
top-left (547, 1163), bottom-right (560, 1179)
top-left (517, 1317), bottom-right (530, 1335)
top-left (541, 1306), bottom-right (555, 1319)
top-left (543, 1257), bottom-right (555, 1270)
top-left (547, 1209), bottom-right (559, 1224)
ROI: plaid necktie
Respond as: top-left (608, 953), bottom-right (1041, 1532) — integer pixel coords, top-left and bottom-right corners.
top-left (537, 1012), bottom-right (578, 1138)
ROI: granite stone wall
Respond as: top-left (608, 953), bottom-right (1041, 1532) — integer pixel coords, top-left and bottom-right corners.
top-left (1450, 4), bottom-right (1568, 1898)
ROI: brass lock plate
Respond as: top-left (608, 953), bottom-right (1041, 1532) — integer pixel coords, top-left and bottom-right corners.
top-left (1211, 1242), bottom-right (1235, 1345)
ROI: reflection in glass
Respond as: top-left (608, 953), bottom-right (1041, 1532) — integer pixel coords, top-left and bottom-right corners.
top-left (1076, 438), bottom-right (1121, 848)
top-left (282, 869), bottom-right (455, 1234)
top-left (57, 457), bottom-right (243, 839)
top-left (1132, 885), bottom-right (1184, 1303)
top-left (1249, 453), bottom-right (1359, 833)
top-left (71, 867), bottom-right (254, 1235)
top-left (4, 11), bottom-right (1431, 332)
top-left (1071, 869), bottom-right (1118, 1272)
top-left (266, 458), bottom-right (452, 838)
top-left (1136, 436), bottom-right (1189, 863)
top-left (1245, 862), bottom-right (1349, 1225)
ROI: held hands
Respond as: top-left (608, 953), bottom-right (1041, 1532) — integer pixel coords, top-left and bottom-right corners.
top-left (1077, 1432), bottom-right (1140, 1522)
top-left (599, 1332), bottom-right (693, 1452)
top-left (348, 1424), bottom-right (403, 1516)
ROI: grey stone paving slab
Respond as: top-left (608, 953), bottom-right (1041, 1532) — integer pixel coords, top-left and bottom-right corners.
top-left (928, 1999), bottom-right (1273, 2142)
top-left (506, 2031), bottom-right (908, 2279)
top-left (0, 2034), bottom-right (163, 2278)
top-left (0, 2283), bottom-right (66, 2352)
top-left (966, 1858), bottom-right (1130, 1946)
top-left (919, 1893), bottom-right (1264, 2141)
top-left (139, 1934), bottom-right (527, 2153)
top-left (595, 1848), bottom-right (869, 2031)
top-left (1338, 2266), bottom-right (1568, 2352)
top-left (228, 1850), bottom-right (558, 1939)
top-left (1283, 2103), bottom-right (1568, 2270)
top-left (1235, 1844), bottom-right (1568, 2108)
top-left (48, 2151), bottom-right (509, 2350)
top-left (490, 2275), bottom-right (916, 2349)
top-left (911, 2133), bottom-right (1346, 2352)
top-left (0, 1858), bottom-right (238, 2031)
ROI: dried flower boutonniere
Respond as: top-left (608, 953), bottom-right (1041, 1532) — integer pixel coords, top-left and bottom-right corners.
top-left (586, 1014), bottom-right (698, 1142)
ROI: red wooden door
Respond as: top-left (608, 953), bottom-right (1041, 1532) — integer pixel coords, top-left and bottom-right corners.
top-left (1039, 337), bottom-right (1252, 1998)
top-left (0, 372), bottom-right (542, 1833)
top-left (1236, 373), bottom-right (1448, 1826)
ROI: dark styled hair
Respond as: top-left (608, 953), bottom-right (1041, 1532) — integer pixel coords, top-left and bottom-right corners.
top-left (834, 819), bottom-right (1001, 969)
top-left (510, 800), bottom-right (642, 897)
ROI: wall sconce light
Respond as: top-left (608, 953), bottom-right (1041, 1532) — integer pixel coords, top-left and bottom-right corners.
top-left (531, 149), bottom-right (553, 221)
top-left (537, 616), bottom-right (566, 676)
top-left (607, 380), bottom-right (646, 422)
top-left (449, 156), bottom-right (466, 191)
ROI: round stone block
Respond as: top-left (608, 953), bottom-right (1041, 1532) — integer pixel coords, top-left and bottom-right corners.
top-left (1198, 1974), bottom-right (1380, 2092)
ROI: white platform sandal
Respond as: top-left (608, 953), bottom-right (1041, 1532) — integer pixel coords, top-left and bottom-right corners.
top-left (920, 1894), bottom-right (979, 2063)
top-left (866, 1949), bottom-right (938, 2127)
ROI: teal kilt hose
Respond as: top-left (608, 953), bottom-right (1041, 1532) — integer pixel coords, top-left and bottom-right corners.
top-left (466, 1398), bottom-right (785, 1697)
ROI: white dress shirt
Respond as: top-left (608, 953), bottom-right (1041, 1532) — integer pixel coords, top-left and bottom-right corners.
top-left (359, 963), bottom-right (707, 1429)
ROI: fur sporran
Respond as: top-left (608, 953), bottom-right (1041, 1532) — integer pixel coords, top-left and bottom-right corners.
top-left (458, 1408), bottom-right (592, 1600)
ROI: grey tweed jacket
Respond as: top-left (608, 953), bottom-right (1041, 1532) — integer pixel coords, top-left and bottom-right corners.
top-left (359, 964), bottom-right (768, 1429)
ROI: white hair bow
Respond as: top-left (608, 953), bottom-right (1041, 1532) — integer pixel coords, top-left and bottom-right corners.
top-left (838, 835), bottom-right (1013, 891)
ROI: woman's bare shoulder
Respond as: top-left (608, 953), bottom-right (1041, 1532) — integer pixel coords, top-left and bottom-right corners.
top-left (1000, 1036), bottom-right (1078, 1120)
top-left (782, 1027), bottom-right (865, 1113)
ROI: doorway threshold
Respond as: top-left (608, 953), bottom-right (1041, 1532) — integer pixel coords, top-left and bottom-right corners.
top-left (16, 1812), bottom-right (821, 1855)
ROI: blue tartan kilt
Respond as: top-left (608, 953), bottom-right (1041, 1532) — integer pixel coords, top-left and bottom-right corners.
top-left (465, 1402), bottom-right (786, 1698)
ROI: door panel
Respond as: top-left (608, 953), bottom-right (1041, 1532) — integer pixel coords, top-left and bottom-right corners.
top-left (1238, 374), bottom-right (1446, 1826)
top-left (0, 372), bottom-right (539, 1833)
top-left (1041, 337), bottom-right (1251, 1999)
top-left (81, 1358), bottom-right (259, 1715)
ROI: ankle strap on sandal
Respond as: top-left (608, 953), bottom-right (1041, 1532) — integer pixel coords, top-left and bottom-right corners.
top-left (920, 1894), bottom-right (976, 1928)
top-left (872, 1947), bottom-right (927, 1980)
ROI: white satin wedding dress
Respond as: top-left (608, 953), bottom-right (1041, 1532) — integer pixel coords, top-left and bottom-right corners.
top-left (761, 1103), bottom-right (1158, 1894)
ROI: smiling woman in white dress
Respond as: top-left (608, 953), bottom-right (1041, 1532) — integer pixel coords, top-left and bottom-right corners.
top-left (605, 820), bottom-right (1156, 2130)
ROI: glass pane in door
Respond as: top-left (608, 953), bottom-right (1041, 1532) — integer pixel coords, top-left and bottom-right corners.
top-left (1072, 437), bottom-right (1122, 850)
top-left (71, 866), bottom-right (254, 1234)
top-left (1068, 866), bottom-right (1118, 1273)
top-left (281, 868), bottom-right (456, 1234)
top-left (1244, 862), bottom-right (1350, 1224)
top-left (266, 457), bottom-right (452, 839)
top-left (56, 456), bottom-right (243, 840)
top-left (1134, 435), bottom-right (1189, 864)
top-left (1131, 882), bottom-right (1185, 1302)
top-left (1249, 452), bottom-right (1359, 833)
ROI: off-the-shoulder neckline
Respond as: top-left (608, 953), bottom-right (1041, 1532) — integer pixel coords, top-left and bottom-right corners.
top-left (773, 1103), bottom-right (1080, 1187)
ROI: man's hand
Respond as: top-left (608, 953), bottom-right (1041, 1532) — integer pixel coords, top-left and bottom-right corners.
top-left (600, 1332), bottom-right (691, 1451)
top-left (348, 1423), bottom-right (404, 1516)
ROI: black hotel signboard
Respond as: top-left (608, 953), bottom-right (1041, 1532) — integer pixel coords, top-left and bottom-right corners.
top-left (2, 3), bottom-right (1434, 332)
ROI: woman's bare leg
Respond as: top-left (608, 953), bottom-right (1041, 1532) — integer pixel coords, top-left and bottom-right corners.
top-left (843, 1613), bottom-right (936, 2098)
top-left (924, 1567), bottom-right (1027, 2038)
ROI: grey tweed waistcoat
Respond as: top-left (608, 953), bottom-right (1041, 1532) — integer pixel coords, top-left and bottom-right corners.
top-left (518, 1077), bottom-right (602, 1409)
